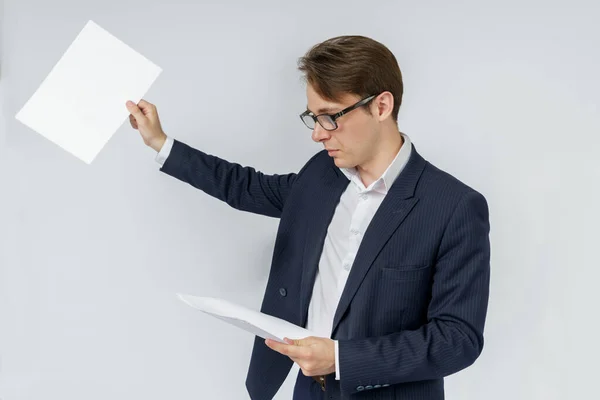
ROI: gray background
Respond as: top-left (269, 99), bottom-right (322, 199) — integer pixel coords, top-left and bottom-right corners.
top-left (1, 0), bottom-right (599, 399)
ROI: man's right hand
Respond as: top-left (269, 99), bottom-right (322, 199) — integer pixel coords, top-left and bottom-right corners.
top-left (126, 99), bottom-right (167, 152)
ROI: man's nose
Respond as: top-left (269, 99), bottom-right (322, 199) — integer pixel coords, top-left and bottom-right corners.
top-left (311, 123), bottom-right (330, 142)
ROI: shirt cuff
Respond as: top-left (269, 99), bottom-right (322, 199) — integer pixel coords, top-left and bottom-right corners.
top-left (335, 340), bottom-right (340, 380)
top-left (155, 136), bottom-right (174, 167)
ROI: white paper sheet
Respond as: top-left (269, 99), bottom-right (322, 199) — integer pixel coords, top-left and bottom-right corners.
top-left (15, 20), bottom-right (162, 164)
top-left (177, 294), bottom-right (319, 343)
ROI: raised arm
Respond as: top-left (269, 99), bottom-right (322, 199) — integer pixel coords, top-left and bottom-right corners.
top-left (159, 138), bottom-right (297, 218)
top-left (127, 99), bottom-right (312, 218)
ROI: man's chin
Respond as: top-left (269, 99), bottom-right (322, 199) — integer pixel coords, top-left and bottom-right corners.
top-left (332, 157), bottom-right (348, 168)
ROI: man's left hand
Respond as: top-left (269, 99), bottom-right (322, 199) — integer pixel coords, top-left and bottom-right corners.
top-left (265, 336), bottom-right (336, 377)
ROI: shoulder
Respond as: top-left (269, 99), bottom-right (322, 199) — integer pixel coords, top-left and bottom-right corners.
top-left (416, 152), bottom-right (488, 215)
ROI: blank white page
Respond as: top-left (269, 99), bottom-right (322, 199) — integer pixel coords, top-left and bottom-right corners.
top-left (177, 294), bottom-right (319, 342)
top-left (15, 20), bottom-right (162, 164)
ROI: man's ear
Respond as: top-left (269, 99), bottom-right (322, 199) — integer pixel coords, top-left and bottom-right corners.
top-left (374, 91), bottom-right (394, 121)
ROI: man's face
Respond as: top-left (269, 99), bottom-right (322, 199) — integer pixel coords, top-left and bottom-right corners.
top-left (306, 84), bottom-right (379, 170)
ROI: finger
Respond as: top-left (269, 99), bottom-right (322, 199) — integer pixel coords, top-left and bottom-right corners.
top-left (265, 339), bottom-right (291, 356)
top-left (266, 339), bottom-right (307, 358)
top-left (137, 99), bottom-right (156, 116)
top-left (284, 337), bottom-right (305, 346)
top-left (277, 341), bottom-right (310, 359)
top-left (300, 368), bottom-right (317, 377)
top-left (129, 114), bottom-right (138, 129)
top-left (126, 101), bottom-right (146, 122)
top-left (289, 336), bottom-right (315, 347)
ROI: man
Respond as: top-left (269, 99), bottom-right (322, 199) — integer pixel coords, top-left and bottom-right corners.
top-left (126, 35), bottom-right (490, 400)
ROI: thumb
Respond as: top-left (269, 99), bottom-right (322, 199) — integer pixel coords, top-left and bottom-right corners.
top-left (290, 337), bottom-right (315, 346)
top-left (126, 101), bottom-right (146, 121)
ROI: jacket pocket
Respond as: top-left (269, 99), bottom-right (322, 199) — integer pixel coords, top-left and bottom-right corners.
top-left (380, 264), bottom-right (432, 282)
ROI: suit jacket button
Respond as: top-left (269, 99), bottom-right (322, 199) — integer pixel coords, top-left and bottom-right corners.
top-left (382, 384), bottom-right (390, 387)
top-left (356, 386), bottom-right (365, 391)
top-left (374, 384), bottom-right (381, 388)
top-left (365, 385), bottom-right (373, 390)
top-left (279, 288), bottom-right (287, 297)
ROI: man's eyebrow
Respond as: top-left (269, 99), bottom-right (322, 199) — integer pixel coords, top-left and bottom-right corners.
top-left (306, 105), bottom-right (338, 114)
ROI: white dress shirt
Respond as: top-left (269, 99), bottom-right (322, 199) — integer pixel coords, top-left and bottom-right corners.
top-left (155, 134), bottom-right (413, 381)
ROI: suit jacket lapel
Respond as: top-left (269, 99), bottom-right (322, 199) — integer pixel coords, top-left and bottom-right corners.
top-left (300, 165), bottom-right (349, 328)
top-left (331, 147), bottom-right (428, 336)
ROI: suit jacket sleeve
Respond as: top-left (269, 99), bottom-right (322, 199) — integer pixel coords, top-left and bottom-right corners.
top-left (338, 190), bottom-right (491, 395)
top-left (159, 139), bottom-right (315, 218)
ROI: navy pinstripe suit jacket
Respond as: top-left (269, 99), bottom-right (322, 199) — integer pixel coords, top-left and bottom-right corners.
top-left (160, 139), bottom-right (491, 400)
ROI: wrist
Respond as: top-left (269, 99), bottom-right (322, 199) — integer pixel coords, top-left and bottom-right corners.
top-left (149, 133), bottom-right (167, 152)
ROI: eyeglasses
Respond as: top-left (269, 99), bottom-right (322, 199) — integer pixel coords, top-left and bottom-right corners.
top-left (299, 95), bottom-right (377, 131)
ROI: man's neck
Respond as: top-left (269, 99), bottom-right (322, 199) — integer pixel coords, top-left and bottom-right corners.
top-left (356, 132), bottom-right (404, 188)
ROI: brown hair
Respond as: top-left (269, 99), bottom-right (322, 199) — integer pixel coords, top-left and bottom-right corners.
top-left (297, 35), bottom-right (403, 122)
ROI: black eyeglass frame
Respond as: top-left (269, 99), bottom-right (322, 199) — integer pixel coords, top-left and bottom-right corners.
top-left (299, 94), bottom-right (377, 131)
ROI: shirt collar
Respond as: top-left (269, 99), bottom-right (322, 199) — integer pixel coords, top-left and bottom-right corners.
top-left (339, 133), bottom-right (412, 195)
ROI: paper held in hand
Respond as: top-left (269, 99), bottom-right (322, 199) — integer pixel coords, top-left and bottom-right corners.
top-left (15, 20), bottom-right (162, 164)
top-left (177, 294), bottom-right (318, 343)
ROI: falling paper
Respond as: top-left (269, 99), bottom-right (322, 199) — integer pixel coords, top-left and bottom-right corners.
top-left (177, 294), bottom-right (319, 343)
top-left (15, 20), bottom-right (162, 164)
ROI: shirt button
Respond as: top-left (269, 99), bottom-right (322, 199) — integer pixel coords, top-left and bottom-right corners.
top-left (343, 263), bottom-right (351, 271)
top-left (279, 288), bottom-right (287, 297)
top-left (359, 193), bottom-right (367, 200)
top-left (351, 229), bottom-right (359, 236)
